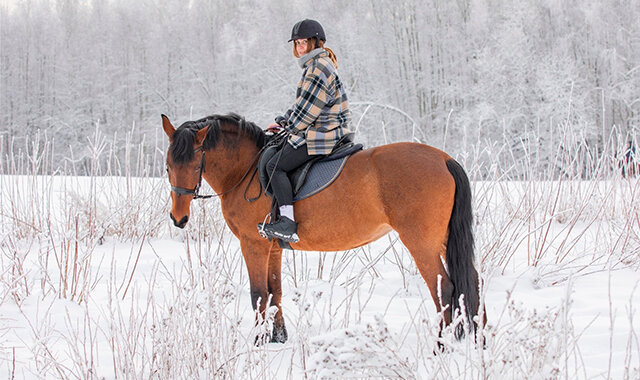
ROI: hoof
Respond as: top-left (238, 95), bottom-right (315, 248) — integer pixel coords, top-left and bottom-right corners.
top-left (270, 325), bottom-right (288, 344)
top-left (254, 323), bottom-right (288, 345)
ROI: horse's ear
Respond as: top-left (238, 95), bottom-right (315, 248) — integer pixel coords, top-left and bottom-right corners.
top-left (195, 125), bottom-right (209, 147)
top-left (162, 114), bottom-right (175, 140)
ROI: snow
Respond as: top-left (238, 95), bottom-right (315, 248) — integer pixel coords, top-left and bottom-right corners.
top-left (1, 175), bottom-right (638, 379)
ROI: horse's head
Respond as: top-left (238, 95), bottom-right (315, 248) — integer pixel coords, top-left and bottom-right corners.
top-left (162, 115), bottom-right (209, 228)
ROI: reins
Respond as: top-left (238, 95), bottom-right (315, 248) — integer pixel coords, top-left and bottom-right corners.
top-left (170, 130), bottom-right (288, 202)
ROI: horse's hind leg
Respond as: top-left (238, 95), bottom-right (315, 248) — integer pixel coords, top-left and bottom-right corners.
top-left (396, 229), bottom-right (454, 337)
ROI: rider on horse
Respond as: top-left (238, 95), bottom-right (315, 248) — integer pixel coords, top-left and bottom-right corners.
top-left (260, 19), bottom-right (352, 243)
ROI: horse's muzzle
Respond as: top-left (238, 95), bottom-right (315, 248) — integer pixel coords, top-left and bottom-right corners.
top-left (170, 213), bottom-right (189, 229)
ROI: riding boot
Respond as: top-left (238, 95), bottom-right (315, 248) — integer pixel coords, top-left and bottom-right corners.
top-left (259, 216), bottom-right (299, 243)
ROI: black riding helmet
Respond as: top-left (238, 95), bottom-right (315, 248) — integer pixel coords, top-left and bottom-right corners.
top-left (288, 19), bottom-right (326, 42)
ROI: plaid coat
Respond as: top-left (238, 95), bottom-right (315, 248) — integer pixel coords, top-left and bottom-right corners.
top-left (283, 48), bottom-right (351, 155)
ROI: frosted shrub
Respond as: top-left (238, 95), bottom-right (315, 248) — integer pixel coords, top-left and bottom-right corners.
top-left (307, 315), bottom-right (414, 379)
top-left (487, 299), bottom-right (572, 378)
top-left (150, 280), bottom-right (242, 378)
top-left (0, 236), bottom-right (31, 304)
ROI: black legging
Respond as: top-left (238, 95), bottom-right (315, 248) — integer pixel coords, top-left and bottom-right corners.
top-left (266, 143), bottom-right (314, 206)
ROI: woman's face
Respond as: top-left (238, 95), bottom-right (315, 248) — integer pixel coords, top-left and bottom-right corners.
top-left (294, 38), bottom-right (310, 56)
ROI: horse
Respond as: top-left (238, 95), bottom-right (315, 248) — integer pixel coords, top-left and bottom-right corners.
top-left (161, 113), bottom-right (485, 345)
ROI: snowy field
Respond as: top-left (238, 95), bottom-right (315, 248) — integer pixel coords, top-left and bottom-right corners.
top-left (3, 0), bottom-right (639, 378)
top-left (0, 169), bottom-right (638, 379)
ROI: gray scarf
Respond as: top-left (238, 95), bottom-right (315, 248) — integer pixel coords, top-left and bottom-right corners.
top-left (298, 48), bottom-right (327, 68)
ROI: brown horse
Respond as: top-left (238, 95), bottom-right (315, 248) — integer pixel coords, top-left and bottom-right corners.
top-left (162, 113), bottom-right (484, 344)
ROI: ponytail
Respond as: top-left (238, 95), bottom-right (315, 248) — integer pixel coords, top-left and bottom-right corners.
top-left (317, 40), bottom-right (338, 68)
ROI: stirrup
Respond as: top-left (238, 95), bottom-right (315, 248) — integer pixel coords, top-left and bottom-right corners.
top-left (257, 213), bottom-right (271, 239)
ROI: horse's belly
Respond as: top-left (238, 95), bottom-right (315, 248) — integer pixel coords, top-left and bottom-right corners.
top-left (292, 222), bottom-right (392, 251)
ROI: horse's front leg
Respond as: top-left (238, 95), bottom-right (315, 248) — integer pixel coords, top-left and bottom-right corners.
top-left (267, 244), bottom-right (287, 343)
top-left (240, 239), bottom-right (281, 345)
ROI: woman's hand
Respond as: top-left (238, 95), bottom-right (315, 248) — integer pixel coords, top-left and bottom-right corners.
top-left (267, 123), bottom-right (282, 132)
top-left (267, 115), bottom-right (289, 132)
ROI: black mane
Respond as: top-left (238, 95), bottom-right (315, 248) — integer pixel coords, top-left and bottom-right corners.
top-left (169, 113), bottom-right (266, 164)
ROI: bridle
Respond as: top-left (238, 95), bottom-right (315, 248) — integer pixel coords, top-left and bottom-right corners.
top-left (168, 131), bottom-right (286, 201)
top-left (169, 147), bottom-right (212, 199)
top-left (169, 146), bottom-right (261, 201)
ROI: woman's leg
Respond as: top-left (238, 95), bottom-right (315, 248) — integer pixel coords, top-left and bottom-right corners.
top-left (266, 143), bottom-right (313, 207)
top-left (262, 143), bottom-right (313, 242)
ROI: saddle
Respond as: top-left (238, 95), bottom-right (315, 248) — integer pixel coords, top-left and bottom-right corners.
top-left (258, 133), bottom-right (363, 202)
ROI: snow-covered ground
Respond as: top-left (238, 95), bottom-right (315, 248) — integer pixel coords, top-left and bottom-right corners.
top-left (1, 174), bottom-right (638, 379)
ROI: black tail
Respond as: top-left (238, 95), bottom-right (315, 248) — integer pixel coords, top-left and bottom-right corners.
top-left (445, 159), bottom-right (479, 339)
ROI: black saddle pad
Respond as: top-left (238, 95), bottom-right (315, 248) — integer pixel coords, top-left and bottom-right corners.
top-left (259, 142), bottom-right (363, 202)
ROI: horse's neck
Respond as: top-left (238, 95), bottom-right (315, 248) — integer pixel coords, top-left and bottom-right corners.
top-left (203, 141), bottom-right (259, 194)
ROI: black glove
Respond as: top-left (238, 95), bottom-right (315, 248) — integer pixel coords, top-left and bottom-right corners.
top-left (275, 115), bottom-right (287, 127)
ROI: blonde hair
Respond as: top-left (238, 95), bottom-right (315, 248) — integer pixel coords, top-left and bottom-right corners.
top-left (293, 38), bottom-right (338, 68)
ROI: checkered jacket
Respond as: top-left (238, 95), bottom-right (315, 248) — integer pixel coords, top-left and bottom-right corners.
top-left (284, 49), bottom-right (351, 155)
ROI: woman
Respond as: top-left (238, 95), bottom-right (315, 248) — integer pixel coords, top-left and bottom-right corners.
top-left (260, 19), bottom-right (352, 243)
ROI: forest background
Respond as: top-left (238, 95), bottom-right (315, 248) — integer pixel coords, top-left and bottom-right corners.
top-left (2, 0), bottom-right (639, 178)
